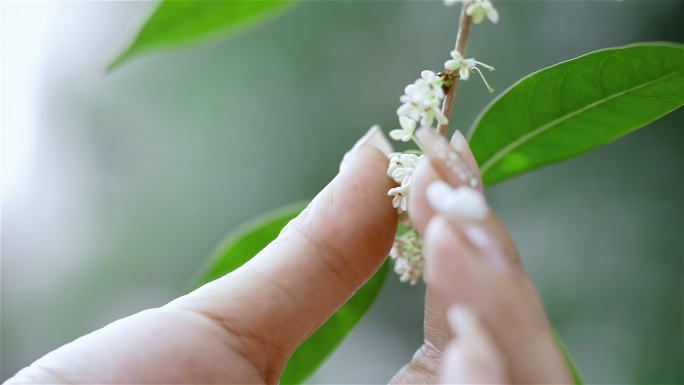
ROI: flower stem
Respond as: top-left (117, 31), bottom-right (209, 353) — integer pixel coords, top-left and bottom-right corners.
top-left (410, 136), bottom-right (426, 153)
top-left (437, 5), bottom-right (472, 137)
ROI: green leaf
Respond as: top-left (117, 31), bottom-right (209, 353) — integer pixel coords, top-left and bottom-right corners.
top-left (189, 200), bottom-right (308, 288)
top-left (552, 327), bottom-right (585, 385)
top-left (109, 0), bottom-right (298, 72)
top-left (190, 200), bottom-right (389, 384)
top-left (468, 43), bottom-right (684, 185)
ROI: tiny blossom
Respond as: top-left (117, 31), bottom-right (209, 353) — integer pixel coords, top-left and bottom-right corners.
top-left (419, 98), bottom-right (449, 127)
top-left (387, 153), bottom-right (423, 187)
top-left (388, 185), bottom-right (409, 214)
top-left (405, 70), bottom-right (445, 101)
top-left (387, 152), bottom-right (406, 176)
top-left (466, 0), bottom-right (499, 24)
top-left (445, 50), bottom-right (477, 80)
top-left (390, 229), bottom-right (424, 285)
top-left (389, 237), bottom-right (405, 259)
top-left (397, 94), bottom-right (447, 127)
top-left (398, 71), bottom-right (448, 128)
top-left (389, 116), bottom-right (417, 142)
top-left (445, 50), bottom-right (496, 93)
top-left (396, 95), bottom-right (422, 122)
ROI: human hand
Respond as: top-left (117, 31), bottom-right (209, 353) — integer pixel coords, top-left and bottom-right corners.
top-left (6, 126), bottom-right (573, 385)
top-left (6, 128), bottom-right (399, 384)
top-left (390, 127), bottom-right (572, 384)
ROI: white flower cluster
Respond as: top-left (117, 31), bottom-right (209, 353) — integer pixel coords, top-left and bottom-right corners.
top-left (390, 229), bottom-right (424, 285)
top-left (387, 152), bottom-right (424, 214)
top-left (384, 0), bottom-right (499, 284)
top-left (396, 70), bottom-right (448, 129)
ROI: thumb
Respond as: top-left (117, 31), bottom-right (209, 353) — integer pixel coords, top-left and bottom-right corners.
top-left (169, 126), bottom-right (398, 362)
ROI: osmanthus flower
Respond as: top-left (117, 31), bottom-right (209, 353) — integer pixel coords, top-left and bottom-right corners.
top-left (405, 70), bottom-right (445, 101)
top-left (390, 116), bottom-right (417, 142)
top-left (419, 98), bottom-right (449, 127)
top-left (445, 50), bottom-right (496, 93)
top-left (444, 50), bottom-right (477, 80)
top-left (396, 95), bottom-right (422, 122)
top-left (389, 229), bottom-right (424, 285)
top-left (466, 0), bottom-right (499, 24)
top-left (443, 0), bottom-right (499, 25)
top-left (387, 152), bottom-right (423, 187)
top-left (388, 185), bottom-right (409, 214)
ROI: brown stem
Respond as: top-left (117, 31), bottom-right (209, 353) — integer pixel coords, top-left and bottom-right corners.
top-left (437, 6), bottom-right (472, 136)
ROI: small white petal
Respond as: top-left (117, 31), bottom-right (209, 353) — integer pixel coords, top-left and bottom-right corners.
top-left (399, 116), bottom-right (416, 131)
top-left (459, 66), bottom-right (470, 80)
top-left (450, 50), bottom-right (464, 61)
top-left (421, 113), bottom-right (434, 128)
top-left (389, 129), bottom-right (406, 141)
top-left (421, 70), bottom-right (436, 82)
top-left (486, 4), bottom-right (499, 23)
top-left (444, 60), bottom-right (459, 71)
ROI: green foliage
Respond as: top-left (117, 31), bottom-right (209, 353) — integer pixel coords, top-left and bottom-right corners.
top-left (190, 200), bottom-right (388, 384)
top-left (468, 43), bottom-right (684, 185)
top-left (189, 200), bottom-right (308, 287)
top-left (552, 328), bottom-right (585, 385)
top-left (109, 0), bottom-right (298, 72)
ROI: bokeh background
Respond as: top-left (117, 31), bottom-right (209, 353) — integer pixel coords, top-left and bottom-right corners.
top-left (2, 1), bottom-right (682, 383)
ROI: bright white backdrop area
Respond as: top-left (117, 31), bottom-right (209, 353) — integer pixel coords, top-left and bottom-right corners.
top-left (2, 1), bottom-right (682, 383)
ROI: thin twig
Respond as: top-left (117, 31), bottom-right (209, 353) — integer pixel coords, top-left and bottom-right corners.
top-left (437, 6), bottom-right (472, 136)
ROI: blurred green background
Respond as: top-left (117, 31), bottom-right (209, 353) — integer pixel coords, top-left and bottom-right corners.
top-left (2, 1), bottom-right (682, 383)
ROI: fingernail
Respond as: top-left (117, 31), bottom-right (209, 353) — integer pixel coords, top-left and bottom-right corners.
top-left (444, 305), bottom-right (507, 384)
top-left (464, 226), bottom-right (509, 270)
top-left (450, 129), bottom-right (468, 152)
top-left (426, 181), bottom-right (508, 270)
top-left (426, 180), bottom-right (488, 220)
top-left (340, 125), bottom-right (394, 171)
top-left (447, 305), bottom-right (479, 338)
top-left (416, 127), bottom-right (479, 188)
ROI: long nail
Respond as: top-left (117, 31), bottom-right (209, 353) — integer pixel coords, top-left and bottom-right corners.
top-left (426, 180), bottom-right (488, 220)
top-left (340, 125), bottom-right (394, 171)
top-left (450, 129), bottom-right (468, 152)
top-left (442, 306), bottom-right (507, 384)
top-left (426, 181), bottom-right (508, 270)
top-left (415, 127), bottom-right (479, 189)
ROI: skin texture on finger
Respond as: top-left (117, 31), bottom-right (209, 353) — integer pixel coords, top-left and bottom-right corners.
top-left (6, 145), bottom-right (398, 384)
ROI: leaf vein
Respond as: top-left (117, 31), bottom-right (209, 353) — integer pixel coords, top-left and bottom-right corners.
top-left (480, 70), bottom-right (683, 176)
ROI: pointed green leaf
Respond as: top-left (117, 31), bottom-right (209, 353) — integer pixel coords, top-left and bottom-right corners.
top-left (468, 43), bottom-right (684, 185)
top-left (552, 327), bottom-right (585, 385)
top-left (109, 0), bottom-right (298, 72)
top-left (190, 200), bottom-right (388, 384)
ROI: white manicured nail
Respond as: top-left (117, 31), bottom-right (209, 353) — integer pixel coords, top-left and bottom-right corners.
top-left (340, 125), bottom-right (394, 171)
top-left (426, 180), bottom-right (489, 220)
top-left (443, 305), bottom-right (507, 384)
top-left (450, 130), bottom-right (468, 152)
top-left (464, 226), bottom-right (509, 270)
